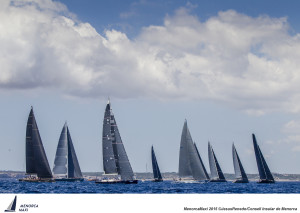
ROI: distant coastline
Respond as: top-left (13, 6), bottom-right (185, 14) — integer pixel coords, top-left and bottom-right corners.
top-left (1, 171), bottom-right (300, 182)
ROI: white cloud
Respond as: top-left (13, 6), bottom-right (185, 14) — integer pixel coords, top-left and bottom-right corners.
top-left (292, 146), bottom-right (300, 152)
top-left (1, 0), bottom-right (300, 113)
top-left (282, 120), bottom-right (300, 134)
top-left (281, 120), bottom-right (300, 153)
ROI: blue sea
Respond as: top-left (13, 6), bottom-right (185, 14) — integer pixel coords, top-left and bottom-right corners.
top-left (1, 179), bottom-right (300, 193)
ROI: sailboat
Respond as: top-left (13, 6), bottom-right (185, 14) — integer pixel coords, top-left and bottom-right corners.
top-left (5, 196), bottom-right (17, 212)
top-left (252, 134), bottom-right (275, 183)
top-left (151, 146), bottom-right (163, 182)
top-left (178, 120), bottom-right (209, 182)
top-left (232, 143), bottom-right (248, 183)
top-left (19, 107), bottom-right (54, 182)
top-left (96, 100), bottom-right (138, 184)
top-left (208, 142), bottom-right (227, 182)
top-left (53, 123), bottom-right (84, 182)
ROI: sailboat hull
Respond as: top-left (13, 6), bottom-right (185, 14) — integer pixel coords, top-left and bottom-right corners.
top-left (123, 180), bottom-right (138, 184)
top-left (233, 179), bottom-right (249, 183)
top-left (19, 178), bottom-right (55, 182)
top-left (152, 179), bottom-right (163, 182)
top-left (258, 179), bottom-right (275, 184)
top-left (95, 179), bottom-right (122, 184)
top-left (54, 178), bottom-right (84, 182)
top-left (209, 179), bottom-right (227, 182)
top-left (95, 179), bottom-right (138, 184)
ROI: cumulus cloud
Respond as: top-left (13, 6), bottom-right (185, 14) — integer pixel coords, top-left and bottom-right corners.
top-left (282, 120), bottom-right (300, 134)
top-left (280, 120), bottom-right (300, 152)
top-left (1, 0), bottom-right (300, 113)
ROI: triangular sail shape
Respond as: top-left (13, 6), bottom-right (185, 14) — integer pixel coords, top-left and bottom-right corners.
top-left (179, 121), bottom-right (193, 177)
top-left (102, 102), bottom-right (118, 174)
top-left (252, 134), bottom-right (275, 183)
top-left (111, 114), bottom-right (135, 181)
top-left (194, 143), bottom-right (210, 180)
top-left (53, 123), bottom-right (68, 176)
top-left (208, 142), bottom-right (226, 182)
top-left (67, 128), bottom-right (82, 178)
top-left (53, 123), bottom-right (82, 179)
top-left (5, 196), bottom-right (17, 212)
top-left (26, 108), bottom-right (52, 178)
top-left (151, 146), bottom-right (163, 181)
top-left (178, 120), bottom-right (208, 181)
top-left (232, 143), bottom-right (248, 183)
top-left (100, 100), bottom-right (136, 182)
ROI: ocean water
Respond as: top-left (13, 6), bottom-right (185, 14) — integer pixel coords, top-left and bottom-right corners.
top-left (1, 179), bottom-right (300, 193)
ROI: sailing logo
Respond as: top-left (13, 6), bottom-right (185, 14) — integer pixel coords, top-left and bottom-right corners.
top-left (4, 196), bottom-right (17, 212)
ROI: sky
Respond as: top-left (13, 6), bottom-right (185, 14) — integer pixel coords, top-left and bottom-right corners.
top-left (1, 0), bottom-right (300, 174)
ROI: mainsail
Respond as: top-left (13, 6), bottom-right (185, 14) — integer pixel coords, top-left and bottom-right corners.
top-left (232, 143), bottom-right (248, 183)
top-left (252, 134), bottom-right (275, 183)
top-left (102, 100), bottom-right (135, 181)
top-left (53, 123), bottom-right (83, 179)
top-left (102, 102), bottom-right (117, 174)
top-left (178, 120), bottom-right (208, 181)
top-left (208, 142), bottom-right (226, 182)
top-left (5, 196), bottom-right (17, 212)
top-left (26, 107), bottom-right (52, 178)
top-left (151, 146), bottom-right (163, 181)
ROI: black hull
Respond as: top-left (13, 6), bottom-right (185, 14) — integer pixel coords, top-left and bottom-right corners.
top-left (123, 180), bottom-right (138, 184)
top-left (95, 180), bottom-right (138, 184)
top-left (152, 179), bottom-right (163, 182)
top-left (258, 179), bottom-right (275, 184)
top-left (209, 179), bottom-right (227, 182)
top-left (19, 178), bottom-right (55, 182)
top-left (55, 178), bottom-right (84, 182)
top-left (233, 179), bottom-right (249, 183)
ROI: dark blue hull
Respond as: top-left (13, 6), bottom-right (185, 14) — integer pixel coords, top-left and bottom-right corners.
top-left (258, 179), bottom-right (275, 184)
top-left (209, 179), bottom-right (227, 182)
top-left (233, 179), bottom-right (249, 183)
top-left (55, 178), bottom-right (84, 182)
top-left (152, 179), bottom-right (163, 182)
